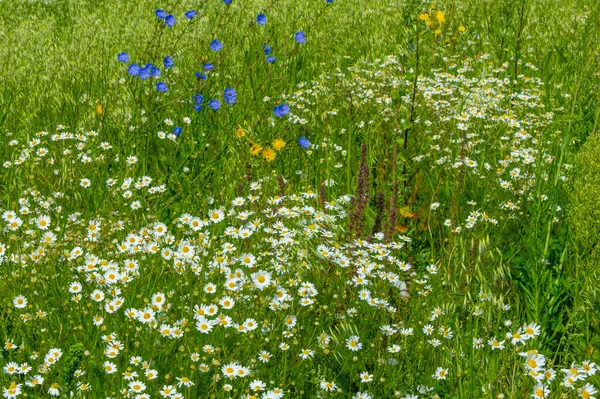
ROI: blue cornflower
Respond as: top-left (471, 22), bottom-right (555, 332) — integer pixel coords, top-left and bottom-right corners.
top-left (128, 64), bottom-right (140, 76)
top-left (266, 56), bottom-right (276, 63)
top-left (156, 82), bottom-right (168, 92)
top-left (185, 10), bottom-right (196, 19)
top-left (195, 72), bottom-right (207, 80)
top-left (174, 127), bottom-right (182, 136)
top-left (138, 69), bottom-right (150, 80)
top-left (256, 13), bottom-right (267, 26)
top-left (209, 100), bottom-right (221, 110)
top-left (223, 0), bottom-right (232, 4)
top-left (224, 88), bottom-right (236, 105)
top-left (203, 63), bottom-right (214, 71)
top-left (298, 136), bottom-right (310, 148)
top-left (295, 31), bottom-right (306, 43)
top-left (210, 40), bottom-right (223, 52)
top-left (164, 56), bottom-right (174, 68)
top-left (151, 66), bottom-right (161, 77)
top-left (263, 44), bottom-right (272, 55)
top-left (156, 9), bottom-right (167, 19)
top-left (326, 0), bottom-right (333, 3)
top-left (165, 14), bottom-right (176, 27)
top-left (194, 94), bottom-right (204, 112)
top-left (273, 104), bottom-right (290, 117)
top-left (117, 52), bottom-right (129, 62)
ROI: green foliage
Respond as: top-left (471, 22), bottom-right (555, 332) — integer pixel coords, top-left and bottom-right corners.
top-left (0, 0), bottom-right (600, 397)
top-left (59, 343), bottom-right (85, 392)
top-left (570, 132), bottom-right (600, 261)
top-left (564, 132), bottom-right (600, 358)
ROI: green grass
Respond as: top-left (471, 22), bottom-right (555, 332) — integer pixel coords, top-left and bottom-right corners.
top-left (0, 0), bottom-right (599, 398)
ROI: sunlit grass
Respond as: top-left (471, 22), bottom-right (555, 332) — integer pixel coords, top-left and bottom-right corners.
top-left (0, 0), bottom-right (599, 398)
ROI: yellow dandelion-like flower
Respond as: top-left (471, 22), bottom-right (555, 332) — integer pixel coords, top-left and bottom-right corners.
top-left (236, 128), bottom-right (246, 138)
top-left (96, 104), bottom-right (104, 115)
top-left (250, 143), bottom-right (262, 156)
top-left (419, 13), bottom-right (429, 21)
top-left (435, 10), bottom-right (445, 24)
top-left (262, 147), bottom-right (276, 162)
top-left (458, 25), bottom-right (466, 32)
top-left (272, 138), bottom-right (286, 151)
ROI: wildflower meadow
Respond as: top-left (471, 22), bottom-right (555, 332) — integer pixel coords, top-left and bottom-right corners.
top-left (1, 0), bottom-right (600, 398)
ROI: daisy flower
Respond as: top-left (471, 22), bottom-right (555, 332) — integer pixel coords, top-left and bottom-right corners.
top-left (299, 349), bottom-right (314, 359)
top-left (346, 336), bottom-right (362, 351)
top-left (249, 379), bottom-right (266, 392)
top-left (176, 377), bottom-right (194, 388)
top-left (523, 322), bottom-right (541, 339)
top-left (582, 361), bottom-right (598, 376)
top-left (320, 380), bottom-right (337, 392)
top-left (221, 363), bottom-right (239, 380)
top-left (579, 383), bottom-right (597, 399)
top-left (36, 215), bottom-right (51, 230)
top-left (251, 270), bottom-right (272, 290)
top-left (257, 351), bottom-right (272, 363)
top-left (208, 209), bottom-right (225, 223)
top-left (13, 296), bottom-right (27, 309)
top-left (531, 382), bottom-right (549, 398)
top-left (433, 367), bottom-right (448, 380)
top-left (488, 337), bottom-right (505, 350)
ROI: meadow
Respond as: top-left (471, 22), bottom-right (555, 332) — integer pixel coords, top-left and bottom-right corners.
top-left (1, 0), bottom-right (600, 398)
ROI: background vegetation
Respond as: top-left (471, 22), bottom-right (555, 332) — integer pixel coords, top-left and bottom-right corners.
top-left (1, 0), bottom-right (599, 397)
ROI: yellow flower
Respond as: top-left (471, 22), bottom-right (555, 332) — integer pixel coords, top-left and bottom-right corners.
top-left (96, 104), bottom-right (104, 115)
top-left (419, 13), bottom-right (429, 21)
top-left (458, 25), bottom-right (466, 32)
top-left (434, 29), bottom-right (442, 36)
top-left (272, 138), bottom-right (286, 151)
top-left (250, 143), bottom-right (262, 156)
top-left (236, 128), bottom-right (246, 138)
top-left (262, 147), bottom-right (276, 162)
top-left (435, 10), bottom-right (445, 24)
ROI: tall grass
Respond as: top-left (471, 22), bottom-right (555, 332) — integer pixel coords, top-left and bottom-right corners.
top-left (1, 0), bottom-right (599, 398)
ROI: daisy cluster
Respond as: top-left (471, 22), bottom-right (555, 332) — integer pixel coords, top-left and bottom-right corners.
top-left (521, 348), bottom-right (597, 398)
top-left (0, 176), bottom-right (411, 397)
top-left (274, 54), bottom-right (570, 233)
top-left (412, 58), bottom-right (568, 225)
top-left (3, 126), bottom-right (105, 170)
top-left (2, 124), bottom-right (169, 216)
top-left (280, 55), bottom-right (403, 128)
top-left (1, 169), bottom-right (596, 398)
